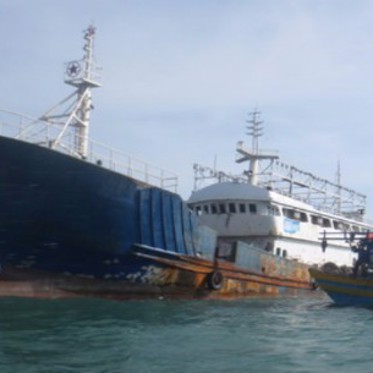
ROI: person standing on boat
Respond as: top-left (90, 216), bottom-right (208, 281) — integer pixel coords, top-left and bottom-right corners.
top-left (352, 236), bottom-right (373, 277)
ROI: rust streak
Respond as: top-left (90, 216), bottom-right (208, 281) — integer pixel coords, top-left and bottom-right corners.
top-left (134, 252), bottom-right (312, 289)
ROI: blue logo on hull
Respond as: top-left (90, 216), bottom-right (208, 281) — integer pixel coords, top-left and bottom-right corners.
top-left (283, 218), bottom-right (300, 234)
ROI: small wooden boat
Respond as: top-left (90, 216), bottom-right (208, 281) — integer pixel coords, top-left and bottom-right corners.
top-left (309, 268), bottom-right (373, 306)
top-left (309, 231), bottom-right (373, 306)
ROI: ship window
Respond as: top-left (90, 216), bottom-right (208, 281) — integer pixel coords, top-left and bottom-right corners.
top-left (267, 205), bottom-right (279, 216)
top-left (249, 204), bottom-right (257, 214)
top-left (282, 250), bottom-right (288, 258)
top-left (195, 206), bottom-right (202, 216)
top-left (283, 208), bottom-right (294, 219)
top-left (284, 209), bottom-right (307, 222)
top-left (276, 248), bottom-right (281, 256)
top-left (239, 203), bottom-right (246, 213)
top-left (217, 242), bottom-right (237, 262)
top-left (211, 204), bottom-right (218, 214)
top-left (203, 205), bottom-right (209, 214)
top-left (333, 221), bottom-right (340, 229)
top-left (322, 219), bottom-right (331, 228)
top-left (352, 225), bottom-right (360, 232)
top-left (219, 203), bottom-right (226, 214)
top-left (300, 212), bottom-right (308, 222)
top-left (265, 242), bottom-right (274, 252)
top-left (333, 221), bottom-right (350, 230)
top-left (228, 203), bottom-right (236, 213)
top-left (311, 215), bottom-right (321, 225)
top-left (272, 205), bottom-right (280, 216)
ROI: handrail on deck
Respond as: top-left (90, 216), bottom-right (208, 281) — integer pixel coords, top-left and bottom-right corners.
top-left (0, 110), bottom-right (178, 193)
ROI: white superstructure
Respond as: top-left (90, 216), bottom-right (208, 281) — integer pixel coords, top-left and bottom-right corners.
top-left (188, 110), bottom-right (372, 267)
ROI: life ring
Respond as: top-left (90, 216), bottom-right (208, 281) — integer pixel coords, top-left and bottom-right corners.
top-left (206, 270), bottom-right (224, 290)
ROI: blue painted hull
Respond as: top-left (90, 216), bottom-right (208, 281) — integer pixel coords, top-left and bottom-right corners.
top-left (0, 136), bottom-right (204, 276)
top-left (309, 268), bottom-right (373, 307)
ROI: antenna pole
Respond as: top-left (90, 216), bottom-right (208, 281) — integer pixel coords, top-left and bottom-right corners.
top-left (336, 160), bottom-right (342, 214)
top-left (236, 109), bottom-right (278, 185)
top-left (62, 25), bottom-right (101, 159)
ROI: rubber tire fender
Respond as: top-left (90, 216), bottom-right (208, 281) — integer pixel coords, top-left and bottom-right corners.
top-left (206, 270), bottom-right (224, 290)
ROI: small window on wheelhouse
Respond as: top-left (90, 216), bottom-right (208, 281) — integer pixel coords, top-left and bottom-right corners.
top-left (211, 204), bottom-right (218, 214)
top-left (239, 203), bottom-right (246, 213)
top-left (311, 215), bottom-right (320, 225)
top-left (271, 205), bottom-right (280, 216)
top-left (333, 220), bottom-right (340, 229)
top-left (323, 219), bottom-right (331, 228)
top-left (283, 208), bottom-right (294, 219)
top-left (300, 212), bottom-right (308, 222)
top-left (249, 204), bottom-right (257, 214)
top-left (333, 221), bottom-right (349, 230)
top-left (203, 205), bottom-right (209, 214)
top-left (228, 203), bottom-right (236, 213)
top-left (219, 203), bottom-right (226, 214)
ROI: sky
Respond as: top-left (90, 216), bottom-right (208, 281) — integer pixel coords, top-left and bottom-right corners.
top-left (2, 0), bottom-right (373, 214)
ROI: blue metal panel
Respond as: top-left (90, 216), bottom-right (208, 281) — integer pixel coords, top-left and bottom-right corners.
top-left (189, 211), bottom-right (199, 255)
top-left (161, 192), bottom-right (176, 252)
top-left (171, 195), bottom-right (186, 253)
top-left (150, 189), bottom-right (165, 249)
top-left (118, 177), bottom-right (140, 253)
top-left (196, 225), bottom-right (217, 261)
top-left (235, 241), bottom-right (262, 271)
top-left (182, 206), bottom-right (194, 255)
top-left (139, 189), bottom-right (153, 247)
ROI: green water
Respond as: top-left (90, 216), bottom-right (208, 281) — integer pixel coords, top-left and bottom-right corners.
top-left (0, 292), bottom-right (371, 373)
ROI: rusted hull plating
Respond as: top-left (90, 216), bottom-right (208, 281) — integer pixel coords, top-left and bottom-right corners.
top-left (0, 247), bottom-right (313, 300)
top-left (132, 246), bottom-right (312, 298)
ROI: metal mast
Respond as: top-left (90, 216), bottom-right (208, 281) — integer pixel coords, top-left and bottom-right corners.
top-left (33, 25), bottom-right (102, 159)
top-left (236, 109), bottom-right (278, 185)
top-left (63, 25), bottom-right (101, 158)
top-left (336, 160), bottom-right (342, 214)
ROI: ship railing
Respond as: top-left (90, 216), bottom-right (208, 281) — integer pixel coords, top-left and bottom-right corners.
top-left (0, 110), bottom-right (178, 193)
top-left (257, 181), bottom-right (368, 222)
top-left (88, 140), bottom-right (178, 192)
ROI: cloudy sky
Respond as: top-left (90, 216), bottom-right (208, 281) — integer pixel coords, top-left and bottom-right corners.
top-left (2, 0), bottom-right (373, 214)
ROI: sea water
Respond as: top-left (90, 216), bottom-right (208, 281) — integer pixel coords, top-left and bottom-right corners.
top-left (0, 291), bottom-right (371, 373)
